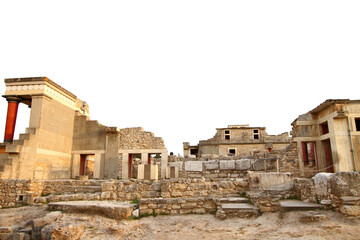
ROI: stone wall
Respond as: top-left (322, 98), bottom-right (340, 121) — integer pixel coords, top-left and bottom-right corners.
top-left (100, 178), bottom-right (249, 201)
top-left (119, 128), bottom-right (166, 150)
top-left (0, 180), bottom-right (42, 208)
top-left (2, 171), bottom-right (360, 217)
top-left (168, 157), bottom-right (281, 179)
top-left (139, 197), bottom-right (216, 215)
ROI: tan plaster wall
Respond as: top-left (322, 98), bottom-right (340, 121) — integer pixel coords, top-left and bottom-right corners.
top-left (72, 114), bottom-right (107, 151)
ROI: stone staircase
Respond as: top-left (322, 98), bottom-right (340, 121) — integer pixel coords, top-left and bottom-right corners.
top-left (216, 194), bottom-right (259, 219)
top-left (0, 128), bottom-right (36, 179)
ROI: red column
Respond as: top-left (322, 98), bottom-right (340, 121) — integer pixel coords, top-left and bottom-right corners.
top-left (4, 96), bottom-right (21, 143)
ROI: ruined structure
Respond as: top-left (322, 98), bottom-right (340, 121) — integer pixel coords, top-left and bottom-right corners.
top-left (0, 77), bottom-right (168, 180)
top-left (292, 99), bottom-right (360, 176)
top-left (183, 125), bottom-right (291, 158)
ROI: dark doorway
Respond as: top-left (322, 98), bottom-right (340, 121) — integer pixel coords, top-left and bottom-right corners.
top-left (190, 148), bottom-right (198, 157)
top-left (128, 154), bottom-right (141, 178)
top-left (79, 155), bottom-right (86, 176)
top-left (79, 154), bottom-right (95, 178)
top-left (322, 140), bottom-right (334, 173)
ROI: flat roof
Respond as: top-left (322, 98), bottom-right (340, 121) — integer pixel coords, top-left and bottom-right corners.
top-left (4, 76), bottom-right (77, 99)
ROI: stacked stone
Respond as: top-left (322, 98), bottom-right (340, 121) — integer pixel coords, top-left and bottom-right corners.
top-left (99, 178), bottom-right (249, 201)
top-left (40, 180), bottom-right (104, 196)
top-left (119, 127), bottom-right (165, 149)
top-left (139, 197), bottom-right (216, 215)
top-left (0, 179), bottom-right (32, 208)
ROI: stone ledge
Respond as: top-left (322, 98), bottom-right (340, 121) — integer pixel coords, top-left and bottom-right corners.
top-left (48, 201), bottom-right (137, 220)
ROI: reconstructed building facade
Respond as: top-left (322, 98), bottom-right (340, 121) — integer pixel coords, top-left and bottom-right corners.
top-left (291, 99), bottom-right (360, 176)
top-left (0, 77), bottom-right (168, 180)
top-left (183, 125), bottom-right (291, 158)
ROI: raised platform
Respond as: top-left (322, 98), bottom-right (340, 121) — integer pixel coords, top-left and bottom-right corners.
top-left (48, 201), bottom-right (137, 220)
top-left (280, 200), bottom-right (323, 211)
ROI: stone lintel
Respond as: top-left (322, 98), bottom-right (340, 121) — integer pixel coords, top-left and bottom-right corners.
top-left (105, 127), bottom-right (120, 134)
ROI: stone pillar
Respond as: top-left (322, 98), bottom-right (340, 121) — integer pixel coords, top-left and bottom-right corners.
top-left (3, 96), bottom-right (22, 143)
top-left (141, 152), bottom-right (148, 165)
top-left (104, 127), bottom-right (120, 179)
top-left (161, 150), bottom-right (168, 179)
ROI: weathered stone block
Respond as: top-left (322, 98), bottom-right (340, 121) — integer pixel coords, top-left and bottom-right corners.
top-left (340, 205), bottom-right (360, 216)
top-left (139, 209), bottom-right (153, 215)
top-left (185, 161), bottom-right (203, 172)
top-left (314, 172), bottom-right (333, 197)
top-left (181, 202), bottom-right (197, 209)
top-left (331, 172), bottom-right (360, 197)
top-left (192, 208), bottom-right (206, 214)
top-left (101, 182), bottom-right (114, 192)
top-left (219, 160), bottom-right (235, 170)
top-left (248, 171), bottom-right (294, 191)
top-left (235, 159), bottom-right (251, 170)
top-left (204, 160), bottom-right (219, 170)
top-left (172, 203), bottom-right (181, 210)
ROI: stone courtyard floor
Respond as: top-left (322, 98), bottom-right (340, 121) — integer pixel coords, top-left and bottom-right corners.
top-left (1, 205), bottom-right (360, 240)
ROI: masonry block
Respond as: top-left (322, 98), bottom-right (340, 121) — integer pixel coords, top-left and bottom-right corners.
top-left (204, 160), bottom-right (219, 170)
top-left (185, 161), bottom-right (203, 172)
top-left (219, 160), bottom-right (235, 170)
top-left (235, 159), bottom-right (251, 170)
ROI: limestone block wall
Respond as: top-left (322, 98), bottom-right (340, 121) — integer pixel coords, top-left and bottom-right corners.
top-left (0, 179), bottom-right (43, 208)
top-left (139, 197), bottom-right (216, 215)
top-left (100, 178), bottom-right (249, 201)
top-left (119, 128), bottom-right (166, 150)
top-left (168, 157), bottom-right (281, 179)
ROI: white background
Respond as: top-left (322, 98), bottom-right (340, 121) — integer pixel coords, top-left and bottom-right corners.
top-left (0, 0), bottom-right (359, 155)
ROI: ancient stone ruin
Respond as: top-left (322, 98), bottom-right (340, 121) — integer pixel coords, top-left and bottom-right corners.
top-left (1, 77), bottom-right (360, 239)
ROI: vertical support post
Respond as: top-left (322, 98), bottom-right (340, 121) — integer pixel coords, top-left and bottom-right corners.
top-left (3, 96), bottom-right (22, 143)
top-left (276, 159), bottom-right (279, 172)
top-left (264, 160), bottom-right (267, 172)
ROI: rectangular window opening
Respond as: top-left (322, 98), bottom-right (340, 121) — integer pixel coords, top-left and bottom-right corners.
top-left (229, 149), bottom-right (236, 154)
top-left (225, 135), bottom-right (230, 140)
top-left (225, 130), bottom-right (230, 134)
top-left (355, 118), bottom-right (360, 131)
top-left (253, 129), bottom-right (259, 133)
top-left (254, 134), bottom-right (259, 139)
top-left (320, 122), bottom-right (329, 135)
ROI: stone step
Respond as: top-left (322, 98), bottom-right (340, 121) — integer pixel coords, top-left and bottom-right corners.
top-left (26, 128), bottom-right (37, 134)
top-left (48, 201), bottom-right (137, 220)
top-left (64, 185), bottom-right (102, 193)
top-left (19, 133), bottom-right (31, 141)
top-left (221, 203), bottom-right (258, 211)
top-left (0, 158), bottom-right (12, 165)
top-left (220, 197), bottom-right (249, 203)
top-left (218, 203), bottom-right (259, 218)
top-left (280, 200), bottom-right (323, 211)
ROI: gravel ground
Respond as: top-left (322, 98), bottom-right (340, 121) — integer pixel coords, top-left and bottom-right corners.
top-left (1, 205), bottom-right (360, 240)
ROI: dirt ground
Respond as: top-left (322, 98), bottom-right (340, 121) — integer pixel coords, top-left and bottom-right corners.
top-left (1, 205), bottom-right (360, 240)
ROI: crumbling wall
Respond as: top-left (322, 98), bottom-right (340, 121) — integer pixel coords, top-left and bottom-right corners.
top-left (119, 128), bottom-right (165, 149)
top-left (99, 178), bottom-right (249, 201)
top-left (0, 180), bottom-right (43, 208)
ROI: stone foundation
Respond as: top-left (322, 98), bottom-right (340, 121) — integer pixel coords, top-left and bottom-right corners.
top-left (2, 171), bottom-right (360, 217)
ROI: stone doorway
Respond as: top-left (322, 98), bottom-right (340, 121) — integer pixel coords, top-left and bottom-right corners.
top-left (322, 140), bottom-right (334, 173)
top-left (79, 154), bottom-right (95, 178)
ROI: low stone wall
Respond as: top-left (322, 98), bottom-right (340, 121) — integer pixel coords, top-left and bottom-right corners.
top-left (2, 171), bottom-right (360, 217)
top-left (0, 180), bottom-right (33, 208)
top-left (40, 180), bottom-right (104, 196)
top-left (100, 178), bottom-right (249, 201)
top-left (139, 197), bottom-right (216, 215)
top-left (169, 158), bottom-right (280, 179)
